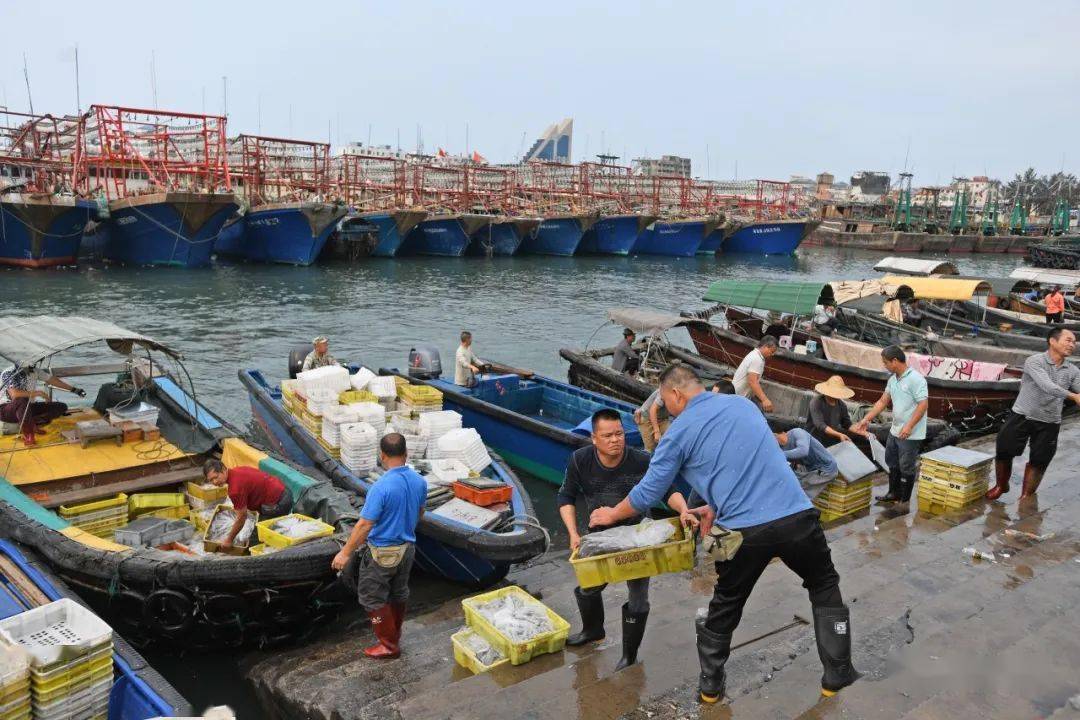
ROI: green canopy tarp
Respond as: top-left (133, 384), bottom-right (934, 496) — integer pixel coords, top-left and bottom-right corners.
top-left (702, 280), bottom-right (832, 315)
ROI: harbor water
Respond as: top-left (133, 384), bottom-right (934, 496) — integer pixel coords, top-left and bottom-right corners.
top-left (0, 248), bottom-right (1026, 715)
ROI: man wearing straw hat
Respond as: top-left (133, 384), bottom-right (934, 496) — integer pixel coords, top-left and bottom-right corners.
top-left (302, 336), bottom-right (338, 372)
top-left (806, 376), bottom-right (870, 451)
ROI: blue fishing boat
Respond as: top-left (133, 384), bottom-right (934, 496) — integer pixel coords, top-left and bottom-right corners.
top-left (239, 369), bottom-right (548, 585)
top-left (578, 214), bottom-right (655, 255)
top-left (468, 217), bottom-right (539, 256)
top-left (632, 217), bottom-right (718, 257)
top-left (520, 213), bottom-right (597, 256)
top-left (354, 209), bottom-right (427, 257)
top-left (401, 214), bottom-right (492, 257)
top-left (228, 202), bottom-right (348, 265)
top-left (0, 194), bottom-right (94, 268)
top-left (0, 539), bottom-right (192, 718)
top-left (382, 365), bottom-right (641, 487)
top-left (721, 219), bottom-right (818, 254)
top-left (101, 192), bottom-right (238, 267)
top-left (213, 214), bottom-right (246, 258)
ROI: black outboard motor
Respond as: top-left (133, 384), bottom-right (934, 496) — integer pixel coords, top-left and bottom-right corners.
top-left (288, 344), bottom-right (312, 379)
top-left (407, 344), bottom-right (442, 380)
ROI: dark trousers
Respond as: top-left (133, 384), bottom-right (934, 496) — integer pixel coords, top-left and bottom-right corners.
top-left (704, 509), bottom-right (843, 635)
top-left (1046, 311), bottom-right (1064, 324)
top-left (885, 434), bottom-right (921, 499)
top-left (0, 397), bottom-right (68, 433)
top-left (579, 577), bottom-right (651, 614)
top-left (259, 489), bottom-right (293, 519)
top-left (349, 544), bottom-right (416, 612)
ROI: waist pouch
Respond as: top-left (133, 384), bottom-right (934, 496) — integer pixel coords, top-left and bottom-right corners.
top-left (369, 543), bottom-right (409, 568)
top-left (702, 525), bottom-right (743, 563)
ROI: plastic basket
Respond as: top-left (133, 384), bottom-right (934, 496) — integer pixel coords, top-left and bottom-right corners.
top-left (0, 641), bottom-right (29, 702)
top-left (185, 482), bottom-right (228, 503)
top-left (451, 481), bottom-right (512, 507)
top-left (137, 504), bottom-right (190, 521)
top-left (461, 586), bottom-right (570, 665)
top-left (256, 514), bottom-right (335, 549)
top-left (0, 600), bottom-right (112, 671)
top-left (568, 518), bottom-right (696, 590)
top-left (31, 653), bottom-right (112, 703)
top-left (451, 628), bottom-right (509, 674)
top-left (128, 493), bottom-right (185, 515)
top-left (63, 505), bottom-right (128, 526)
top-left (58, 494), bottom-right (128, 519)
top-left (202, 507), bottom-right (258, 555)
top-left (339, 389), bottom-right (377, 404)
top-left (32, 677), bottom-right (110, 718)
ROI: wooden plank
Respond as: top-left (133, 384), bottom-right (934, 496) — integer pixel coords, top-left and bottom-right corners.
top-left (0, 555), bottom-right (51, 607)
top-left (48, 363), bottom-right (130, 378)
top-left (38, 465), bottom-right (205, 509)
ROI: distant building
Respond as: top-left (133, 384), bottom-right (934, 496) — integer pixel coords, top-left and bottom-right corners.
top-left (815, 172), bottom-right (834, 201)
top-left (523, 119), bottom-right (573, 163)
top-left (633, 155), bottom-right (692, 178)
top-left (850, 171), bottom-right (890, 201)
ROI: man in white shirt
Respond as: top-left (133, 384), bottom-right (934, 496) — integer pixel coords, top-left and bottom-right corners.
top-left (454, 331), bottom-right (483, 387)
top-left (732, 336), bottom-right (778, 413)
top-left (813, 302), bottom-right (837, 333)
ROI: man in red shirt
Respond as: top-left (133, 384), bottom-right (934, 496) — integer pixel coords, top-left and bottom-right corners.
top-left (203, 460), bottom-right (292, 548)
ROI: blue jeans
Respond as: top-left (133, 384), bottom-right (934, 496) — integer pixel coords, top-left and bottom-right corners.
top-left (885, 434), bottom-right (922, 499)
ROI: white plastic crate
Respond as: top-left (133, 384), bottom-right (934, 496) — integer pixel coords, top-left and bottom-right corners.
top-left (0, 637), bottom-right (29, 692)
top-left (350, 367), bottom-right (376, 390)
top-left (367, 375), bottom-right (398, 399)
top-left (0, 599), bottom-right (112, 669)
top-left (297, 365), bottom-right (351, 396)
top-left (427, 428), bottom-right (491, 472)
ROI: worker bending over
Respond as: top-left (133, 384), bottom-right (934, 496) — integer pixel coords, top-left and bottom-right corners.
top-left (775, 428), bottom-right (839, 499)
top-left (590, 364), bottom-right (858, 702)
top-left (203, 460), bottom-right (293, 548)
top-left (332, 433), bottom-right (426, 659)
top-left (559, 408), bottom-right (691, 670)
top-left (0, 363), bottom-right (84, 446)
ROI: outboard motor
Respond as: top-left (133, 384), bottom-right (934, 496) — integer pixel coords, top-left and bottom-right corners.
top-left (288, 344), bottom-right (312, 379)
top-left (407, 344), bottom-right (442, 380)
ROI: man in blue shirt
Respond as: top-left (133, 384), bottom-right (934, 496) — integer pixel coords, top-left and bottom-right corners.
top-left (852, 345), bottom-right (929, 507)
top-left (774, 428), bottom-right (839, 499)
top-left (332, 433), bottom-right (427, 659)
top-left (589, 364), bottom-right (858, 703)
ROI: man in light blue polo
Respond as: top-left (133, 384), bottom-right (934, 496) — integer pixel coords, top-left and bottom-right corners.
top-left (852, 345), bottom-right (928, 506)
top-left (589, 364), bottom-right (858, 703)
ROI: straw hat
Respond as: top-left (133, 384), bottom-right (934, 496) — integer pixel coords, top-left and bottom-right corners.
top-left (814, 375), bottom-right (854, 400)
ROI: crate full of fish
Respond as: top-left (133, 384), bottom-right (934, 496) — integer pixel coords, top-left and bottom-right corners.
top-left (461, 586), bottom-right (569, 665)
top-left (256, 514), bottom-right (335, 549)
top-left (451, 627), bottom-right (508, 674)
top-left (569, 517), bottom-right (695, 589)
top-left (203, 506), bottom-right (258, 555)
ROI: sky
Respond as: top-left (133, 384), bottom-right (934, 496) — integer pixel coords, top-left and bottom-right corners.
top-left (3, 0), bottom-right (1078, 186)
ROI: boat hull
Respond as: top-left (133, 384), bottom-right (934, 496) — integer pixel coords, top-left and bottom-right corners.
top-left (578, 215), bottom-right (647, 255)
top-left (239, 203), bottom-right (347, 265)
top-left (698, 228), bottom-right (724, 254)
top-left (103, 193), bottom-right (237, 267)
top-left (403, 217), bottom-right (472, 257)
top-left (469, 220), bottom-right (527, 256)
top-left (521, 216), bottom-right (592, 256)
top-left (633, 220), bottom-right (708, 257)
top-left (721, 220), bottom-right (811, 254)
top-left (0, 197), bottom-right (92, 267)
top-left (365, 210), bottom-right (426, 257)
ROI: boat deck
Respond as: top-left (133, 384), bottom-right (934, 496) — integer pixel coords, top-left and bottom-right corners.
top-left (0, 408), bottom-right (188, 487)
top-left (245, 417), bottom-right (1080, 719)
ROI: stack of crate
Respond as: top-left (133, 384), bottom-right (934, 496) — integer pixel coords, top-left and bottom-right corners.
top-left (452, 586), bottom-right (569, 674)
top-left (186, 482), bottom-right (228, 532)
top-left (0, 639), bottom-right (29, 720)
top-left (917, 446), bottom-right (993, 513)
top-left (397, 383), bottom-right (443, 414)
top-left (813, 479), bottom-right (873, 523)
top-left (0, 599), bottom-right (113, 720)
top-left (58, 494), bottom-right (129, 540)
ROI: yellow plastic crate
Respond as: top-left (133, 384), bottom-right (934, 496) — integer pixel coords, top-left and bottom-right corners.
top-left (919, 459), bottom-right (991, 485)
top-left (137, 505), bottom-right (190, 521)
top-left (58, 494), bottom-right (128, 519)
top-left (397, 384), bottom-right (443, 403)
top-left (451, 628), bottom-right (509, 674)
top-left (917, 475), bottom-right (987, 505)
top-left (256, 514), bottom-right (335, 548)
top-left (32, 655), bottom-right (112, 704)
top-left (249, 543), bottom-right (267, 556)
top-left (340, 389), bottom-right (377, 404)
top-left (461, 586), bottom-right (570, 665)
top-left (0, 680), bottom-right (28, 707)
top-left (815, 479), bottom-right (872, 498)
top-left (818, 506), bottom-right (870, 524)
top-left (569, 517), bottom-right (695, 590)
top-left (128, 493), bottom-right (186, 516)
top-left (185, 482), bottom-right (227, 503)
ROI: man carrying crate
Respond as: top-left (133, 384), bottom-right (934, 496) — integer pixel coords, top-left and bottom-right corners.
top-left (331, 433), bottom-right (426, 659)
top-left (558, 408), bottom-right (692, 671)
top-left (590, 364), bottom-right (858, 703)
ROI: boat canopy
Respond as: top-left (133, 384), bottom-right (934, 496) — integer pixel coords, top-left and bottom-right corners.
top-left (0, 316), bottom-right (180, 368)
top-left (701, 280), bottom-right (833, 315)
top-left (873, 257), bottom-right (959, 276)
top-left (1009, 267), bottom-right (1080, 288)
top-left (606, 308), bottom-right (689, 336)
top-left (879, 276), bottom-right (991, 301)
top-left (829, 279), bottom-right (902, 306)
top-left (968, 276), bottom-right (1033, 297)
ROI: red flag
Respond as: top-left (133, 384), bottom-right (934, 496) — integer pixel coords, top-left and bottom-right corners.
top-left (472, 151), bottom-right (486, 163)
top-left (437, 147), bottom-right (447, 158)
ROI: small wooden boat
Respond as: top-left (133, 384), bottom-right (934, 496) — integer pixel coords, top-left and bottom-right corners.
top-left (872, 257), bottom-right (959, 276)
top-left (0, 316), bottom-right (359, 650)
top-left (0, 538), bottom-right (192, 717)
top-left (240, 368), bottom-right (548, 585)
top-left (379, 362), bottom-right (643, 486)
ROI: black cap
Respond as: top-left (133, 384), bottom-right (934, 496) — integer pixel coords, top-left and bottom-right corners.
top-left (623, 328), bottom-right (635, 337)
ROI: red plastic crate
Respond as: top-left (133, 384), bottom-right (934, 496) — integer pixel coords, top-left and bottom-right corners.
top-left (451, 481), bottom-right (512, 507)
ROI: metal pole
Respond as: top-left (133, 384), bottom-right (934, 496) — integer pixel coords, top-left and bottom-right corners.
top-left (22, 53), bottom-right (33, 115)
top-left (74, 45), bottom-right (81, 114)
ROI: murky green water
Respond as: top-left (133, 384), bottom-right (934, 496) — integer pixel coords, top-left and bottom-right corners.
top-left (0, 249), bottom-right (1024, 716)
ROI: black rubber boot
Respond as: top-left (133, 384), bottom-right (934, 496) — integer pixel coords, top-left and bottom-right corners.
top-left (899, 477), bottom-right (915, 503)
top-left (566, 587), bottom-right (606, 646)
top-left (877, 467), bottom-right (902, 504)
top-left (813, 606), bottom-right (860, 696)
top-left (614, 602), bottom-right (649, 671)
top-left (696, 617), bottom-right (732, 704)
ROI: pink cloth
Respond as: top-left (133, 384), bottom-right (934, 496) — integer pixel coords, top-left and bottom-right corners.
top-left (907, 352), bottom-right (1007, 382)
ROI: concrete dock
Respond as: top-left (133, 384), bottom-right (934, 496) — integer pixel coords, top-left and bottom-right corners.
top-left (244, 422), bottom-right (1080, 719)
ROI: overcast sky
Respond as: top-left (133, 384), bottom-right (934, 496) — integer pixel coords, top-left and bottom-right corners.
top-left (3, 0), bottom-right (1076, 185)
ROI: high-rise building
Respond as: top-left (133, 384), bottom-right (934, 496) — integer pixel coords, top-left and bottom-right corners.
top-left (522, 119), bottom-right (573, 163)
top-left (633, 155), bottom-right (692, 178)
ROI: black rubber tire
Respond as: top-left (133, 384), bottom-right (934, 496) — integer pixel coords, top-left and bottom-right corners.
top-left (143, 589), bottom-right (195, 637)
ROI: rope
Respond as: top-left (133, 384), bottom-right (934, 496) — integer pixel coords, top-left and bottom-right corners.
top-left (506, 513), bottom-right (551, 563)
top-left (0, 203), bottom-right (86, 239)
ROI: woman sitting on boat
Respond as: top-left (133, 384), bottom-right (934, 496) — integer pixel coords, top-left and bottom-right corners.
top-left (0, 363), bottom-right (85, 445)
